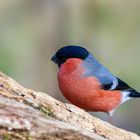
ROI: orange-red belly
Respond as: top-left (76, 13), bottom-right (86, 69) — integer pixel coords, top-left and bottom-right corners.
top-left (57, 58), bottom-right (121, 113)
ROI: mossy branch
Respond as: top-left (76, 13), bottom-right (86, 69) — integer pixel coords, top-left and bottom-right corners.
top-left (0, 71), bottom-right (139, 140)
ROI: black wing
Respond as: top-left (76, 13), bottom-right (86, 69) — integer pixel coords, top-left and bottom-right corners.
top-left (102, 77), bottom-right (140, 97)
top-left (115, 78), bottom-right (131, 90)
top-left (116, 78), bottom-right (140, 97)
top-left (102, 77), bottom-right (132, 90)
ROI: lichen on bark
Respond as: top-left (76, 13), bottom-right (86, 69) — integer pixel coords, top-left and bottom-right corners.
top-left (0, 71), bottom-right (139, 140)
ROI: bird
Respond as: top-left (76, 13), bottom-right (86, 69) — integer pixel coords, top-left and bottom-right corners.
top-left (51, 45), bottom-right (140, 122)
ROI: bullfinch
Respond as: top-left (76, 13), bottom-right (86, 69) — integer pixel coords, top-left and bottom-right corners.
top-left (51, 45), bottom-right (140, 122)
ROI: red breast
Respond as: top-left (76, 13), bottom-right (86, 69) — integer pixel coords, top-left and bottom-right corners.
top-left (58, 58), bottom-right (122, 113)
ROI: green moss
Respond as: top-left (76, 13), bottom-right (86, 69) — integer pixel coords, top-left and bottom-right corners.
top-left (23, 98), bottom-right (54, 117)
top-left (39, 106), bottom-right (54, 117)
top-left (2, 131), bottom-right (32, 140)
top-left (2, 134), bottom-right (11, 140)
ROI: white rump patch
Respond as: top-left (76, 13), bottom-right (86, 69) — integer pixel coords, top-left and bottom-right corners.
top-left (121, 91), bottom-right (132, 104)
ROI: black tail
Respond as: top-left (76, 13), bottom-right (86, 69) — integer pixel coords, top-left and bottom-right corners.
top-left (128, 89), bottom-right (140, 97)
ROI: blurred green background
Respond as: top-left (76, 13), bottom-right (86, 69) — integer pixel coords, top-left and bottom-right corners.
top-left (0, 0), bottom-right (140, 134)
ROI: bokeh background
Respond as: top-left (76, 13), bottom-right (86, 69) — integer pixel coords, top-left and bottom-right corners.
top-left (0, 0), bottom-right (140, 134)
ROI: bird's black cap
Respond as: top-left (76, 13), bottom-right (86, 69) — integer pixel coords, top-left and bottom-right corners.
top-left (51, 45), bottom-right (89, 67)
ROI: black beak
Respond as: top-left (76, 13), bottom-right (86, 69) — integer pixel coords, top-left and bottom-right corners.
top-left (51, 55), bottom-right (64, 67)
top-left (51, 55), bottom-right (58, 64)
top-left (51, 55), bottom-right (61, 67)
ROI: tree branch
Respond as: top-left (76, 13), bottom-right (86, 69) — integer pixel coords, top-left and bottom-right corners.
top-left (0, 71), bottom-right (139, 140)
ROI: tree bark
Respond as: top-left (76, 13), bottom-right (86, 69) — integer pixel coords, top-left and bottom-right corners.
top-left (0, 71), bottom-right (139, 140)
